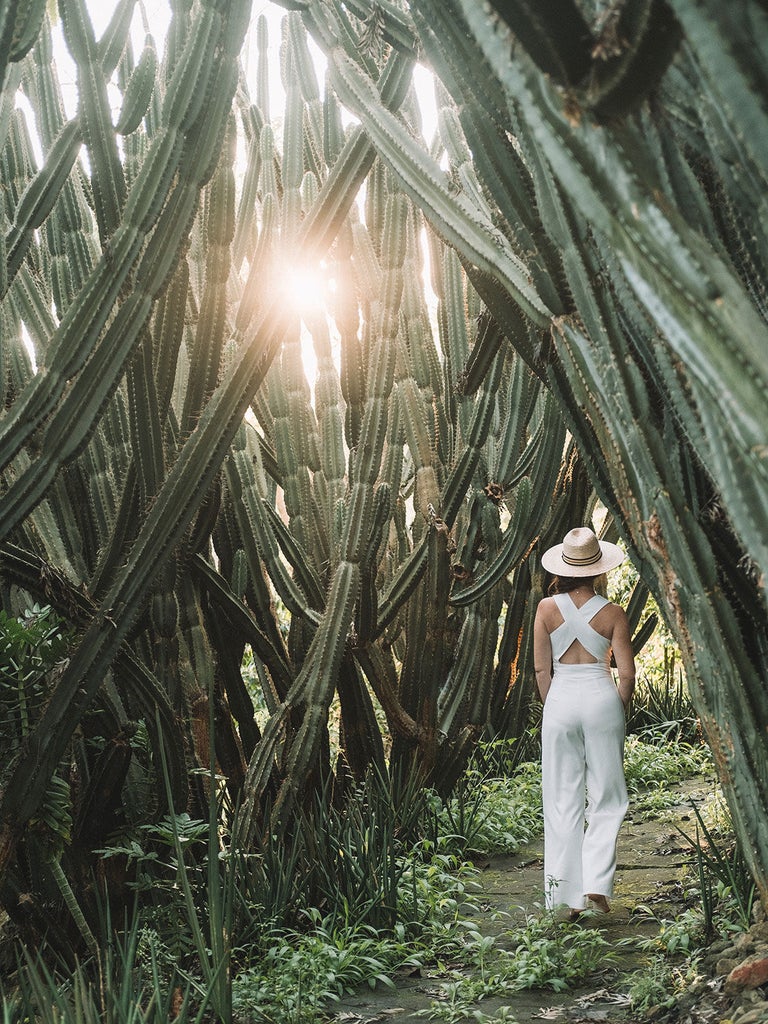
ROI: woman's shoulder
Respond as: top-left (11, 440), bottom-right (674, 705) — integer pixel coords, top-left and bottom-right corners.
top-left (595, 599), bottom-right (629, 627)
top-left (535, 594), bottom-right (562, 626)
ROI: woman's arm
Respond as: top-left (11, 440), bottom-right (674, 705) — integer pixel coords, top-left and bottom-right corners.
top-left (533, 602), bottom-right (553, 703)
top-left (611, 607), bottom-right (636, 710)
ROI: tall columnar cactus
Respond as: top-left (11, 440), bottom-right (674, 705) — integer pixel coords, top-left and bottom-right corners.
top-left (308, 0), bottom-right (768, 899)
top-left (0, 0), bottom-right (256, 921)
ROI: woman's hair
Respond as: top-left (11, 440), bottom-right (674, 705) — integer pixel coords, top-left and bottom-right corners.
top-left (548, 574), bottom-right (600, 595)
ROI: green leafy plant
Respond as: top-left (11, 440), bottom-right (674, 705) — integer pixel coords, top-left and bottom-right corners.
top-left (628, 649), bottom-right (698, 744)
top-left (414, 909), bottom-right (620, 1021)
top-left (397, 849), bottom-right (484, 959)
top-left (501, 911), bottom-right (620, 991)
top-left (227, 838), bottom-right (484, 1022)
top-left (425, 760), bottom-right (542, 857)
top-left (636, 906), bottom-right (707, 958)
top-left (624, 737), bottom-right (711, 793)
top-left (96, 813), bottom-right (211, 955)
top-left (679, 801), bottom-right (756, 938)
top-left (0, 605), bottom-right (71, 781)
top-left (233, 917), bottom-right (419, 1024)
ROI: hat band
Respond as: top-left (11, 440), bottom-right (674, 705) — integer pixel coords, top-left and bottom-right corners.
top-left (562, 548), bottom-right (602, 566)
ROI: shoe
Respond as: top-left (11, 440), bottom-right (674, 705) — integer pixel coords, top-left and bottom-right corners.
top-left (565, 908), bottom-right (583, 922)
top-left (586, 894), bottom-right (610, 914)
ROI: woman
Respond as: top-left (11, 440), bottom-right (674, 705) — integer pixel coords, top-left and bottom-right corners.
top-left (534, 527), bottom-right (636, 919)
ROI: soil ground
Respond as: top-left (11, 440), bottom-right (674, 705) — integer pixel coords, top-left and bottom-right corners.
top-left (332, 775), bottom-right (719, 1023)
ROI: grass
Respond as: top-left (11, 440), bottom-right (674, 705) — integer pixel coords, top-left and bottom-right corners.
top-left (0, 694), bottom-right (731, 1024)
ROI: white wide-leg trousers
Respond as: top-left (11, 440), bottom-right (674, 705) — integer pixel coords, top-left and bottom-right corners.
top-left (541, 665), bottom-right (628, 910)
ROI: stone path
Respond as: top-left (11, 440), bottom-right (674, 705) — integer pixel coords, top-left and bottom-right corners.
top-left (332, 775), bottom-right (716, 1023)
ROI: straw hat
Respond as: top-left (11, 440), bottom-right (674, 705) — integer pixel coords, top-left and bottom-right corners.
top-left (541, 527), bottom-right (625, 577)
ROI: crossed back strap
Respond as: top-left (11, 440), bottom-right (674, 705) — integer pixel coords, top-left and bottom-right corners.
top-left (550, 593), bottom-right (611, 664)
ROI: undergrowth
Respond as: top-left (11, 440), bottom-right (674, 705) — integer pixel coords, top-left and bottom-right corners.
top-left (0, 691), bottom-right (726, 1024)
top-left (413, 910), bottom-right (622, 1022)
top-left (623, 735), bottom-right (711, 819)
top-left (426, 759), bottom-right (543, 857)
top-left (621, 785), bottom-right (756, 1020)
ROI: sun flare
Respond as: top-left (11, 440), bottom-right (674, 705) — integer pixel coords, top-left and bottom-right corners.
top-left (276, 260), bottom-right (334, 320)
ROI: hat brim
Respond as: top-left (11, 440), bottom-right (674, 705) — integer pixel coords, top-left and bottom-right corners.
top-left (540, 540), bottom-right (625, 577)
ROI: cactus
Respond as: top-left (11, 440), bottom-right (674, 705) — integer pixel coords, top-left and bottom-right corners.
top-left (0, 0), bottom-right (663, 949)
top-left (306, 0), bottom-right (768, 897)
top-left (0, 0), bottom-right (256, 917)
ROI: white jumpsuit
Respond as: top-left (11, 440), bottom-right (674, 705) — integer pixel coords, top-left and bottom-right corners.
top-left (541, 593), bottom-right (628, 911)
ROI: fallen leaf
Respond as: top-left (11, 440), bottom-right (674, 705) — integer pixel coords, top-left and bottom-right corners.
top-left (332, 1012), bottom-right (409, 1023)
top-left (573, 989), bottom-right (631, 1008)
top-left (566, 1010), bottom-right (609, 1022)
